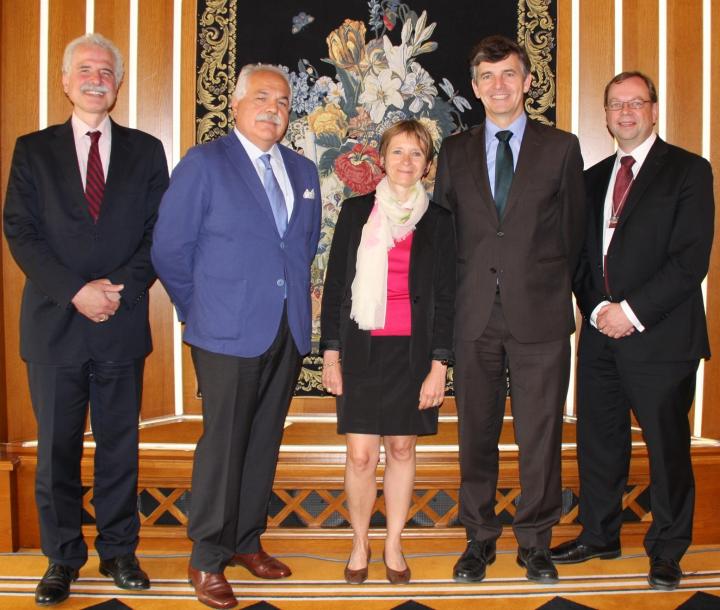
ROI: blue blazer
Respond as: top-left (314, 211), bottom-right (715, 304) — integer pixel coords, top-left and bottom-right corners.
top-left (151, 133), bottom-right (321, 357)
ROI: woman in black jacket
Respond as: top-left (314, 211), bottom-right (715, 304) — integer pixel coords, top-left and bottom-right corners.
top-left (320, 119), bottom-right (455, 585)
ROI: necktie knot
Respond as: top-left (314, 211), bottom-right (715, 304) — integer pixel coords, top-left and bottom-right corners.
top-left (260, 153), bottom-right (273, 171)
top-left (496, 130), bottom-right (513, 143)
top-left (620, 155), bottom-right (635, 170)
top-left (87, 130), bottom-right (101, 144)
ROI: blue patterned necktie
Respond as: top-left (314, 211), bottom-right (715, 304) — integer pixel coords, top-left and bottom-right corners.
top-left (259, 154), bottom-right (288, 236)
top-left (494, 130), bottom-right (514, 219)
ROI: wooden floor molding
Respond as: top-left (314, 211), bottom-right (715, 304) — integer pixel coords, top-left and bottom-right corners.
top-left (0, 543), bottom-right (719, 609)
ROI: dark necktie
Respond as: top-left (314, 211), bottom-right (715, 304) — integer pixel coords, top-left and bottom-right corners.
top-left (259, 153), bottom-right (288, 236)
top-left (610, 155), bottom-right (635, 227)
top-left (494, 130), bottom-right (514, 219)
top-left (604, 155), bottom-right (636, 294)
top-left (85, 131), bottom-right (105, 222)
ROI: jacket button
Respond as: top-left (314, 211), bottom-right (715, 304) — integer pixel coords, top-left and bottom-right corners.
top-left (277, 279), bottom-right (285, 287)
top-left (490, 267), bottom-right (497, 273)
top-left (497, 231), bottom-right (504, 237)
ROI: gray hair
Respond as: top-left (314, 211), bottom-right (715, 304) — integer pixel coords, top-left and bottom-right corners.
top-left (232, 63), bottom-right (291, 102)
top-left (62, 33), bottom-right (125, 83)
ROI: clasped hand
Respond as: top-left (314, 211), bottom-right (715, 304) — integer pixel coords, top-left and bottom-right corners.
top-left (71, 278), bottom-right (124, 324)
top-left (596, 303), bottom-right (635, 339)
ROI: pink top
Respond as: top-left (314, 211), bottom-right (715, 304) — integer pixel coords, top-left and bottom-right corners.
top-left (371, 232), bottom-right (413, 336)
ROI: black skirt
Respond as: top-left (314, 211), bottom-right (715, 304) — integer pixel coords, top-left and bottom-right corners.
top-left (337, 336), bottom-right (439, 436)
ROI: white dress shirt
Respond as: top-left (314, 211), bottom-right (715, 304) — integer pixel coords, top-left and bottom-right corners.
top-left (590, 132), bottom-right (657, 332)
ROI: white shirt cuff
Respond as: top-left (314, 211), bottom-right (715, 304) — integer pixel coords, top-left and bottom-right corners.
top-left (621, 300), bottom-right (645, 332)
top-left (590, 301), bottom-right (609, 328)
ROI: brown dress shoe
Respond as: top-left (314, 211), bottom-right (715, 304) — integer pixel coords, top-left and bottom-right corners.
top-left (230, 549), bottom-right (291, 579)
top-left (344, 547), bottom-right (371, 584)
top-left (188, 566), bottom-right (238, 609)
top-left (383, 551), bottom-right (411, 585)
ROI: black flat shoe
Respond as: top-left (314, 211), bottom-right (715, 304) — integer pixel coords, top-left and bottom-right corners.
top-left (550, 538), bottom-right (621, 564)
top-left (453, 540), bottom-right (496, 583)
top-left (35, 562), bottom-right (78, 606)
top-left (517, 547), bottom-right (559, 584)
top-left (99, 553), bottom-right (150, 590)
top-left (648, 557), bottom-right (682, 590)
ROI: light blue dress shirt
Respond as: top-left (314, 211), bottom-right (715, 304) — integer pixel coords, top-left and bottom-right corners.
top-left (484, 113), bottom-right (527, 198)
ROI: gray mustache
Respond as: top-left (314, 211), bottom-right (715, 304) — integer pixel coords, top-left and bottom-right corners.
top-left (255, 112), bottom-right (282, 125)
top-left (80, 83), bottom-right (110, 94)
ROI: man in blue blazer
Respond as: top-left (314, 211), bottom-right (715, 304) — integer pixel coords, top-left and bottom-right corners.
top-left (152, 64), bottom-right (321, 609)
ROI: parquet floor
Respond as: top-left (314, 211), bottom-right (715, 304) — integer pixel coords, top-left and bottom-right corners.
top-left (1, 541), bottom-right (718, 609)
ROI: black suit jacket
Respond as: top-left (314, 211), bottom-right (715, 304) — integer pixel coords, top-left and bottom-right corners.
top-left (319, 193), bottom-right (455, 374)
top-left (574, 136), bottom-right (714, 362)
top-left (3, 118), bottom-right (169, 364)
top-left (434, 118), bottom-right (586, 343)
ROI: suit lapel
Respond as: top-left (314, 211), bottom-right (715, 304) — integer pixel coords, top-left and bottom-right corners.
top-left (280, 145), bottom-right (304, 231)
top-left (99, 119), bottom-right (133, 223)
top-left (409, 207), bottom-right (432, 293)
top-left (615, 137), bottom-right (668, 229)
top-left (590, 156), bottom-right (615, 251)
top-left (221, 134), bottom-right (278, 230)
top-left (52, 120), bottom-right (89, 220)
top-left (463, 126), bottom-right (497, 219)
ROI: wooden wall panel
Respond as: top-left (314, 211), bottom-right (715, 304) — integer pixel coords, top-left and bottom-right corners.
top-left (2, 0), bottom-right (720, 442)
top-left (47, 0), bottom-right (85, 127)
top-left (94, 0), bottom-right (131, 126)
top-left (135, 0), bottom-right (176, 419)
top-left (666, 0), bottom-right (703, 154)
top-left (555, 0), bottom-right (572, 133)
top-left (578, 0), bottom-right (615, 168)
top-left (702, 0), bottom-right (720, 439)
top-left (622, 0), bottom-right (659, 79)
top-left (1, 1), bottom-right (41, 443)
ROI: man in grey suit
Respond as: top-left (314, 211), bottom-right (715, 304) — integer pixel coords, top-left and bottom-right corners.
top-left (434, 35), bottom-right (585, 584)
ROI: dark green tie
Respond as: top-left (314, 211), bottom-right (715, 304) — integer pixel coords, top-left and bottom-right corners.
top-left (494, 130), bottom-right (514, 218)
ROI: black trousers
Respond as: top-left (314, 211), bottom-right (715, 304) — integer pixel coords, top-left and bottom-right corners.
top-left (454, 295), bottom-right (570, 549)
top-left (576, 342), bottom-right (697, 561)
top-left (188, 313), bottom-right (301, 573)
top-left (27, 358), bottom-right (145, 569)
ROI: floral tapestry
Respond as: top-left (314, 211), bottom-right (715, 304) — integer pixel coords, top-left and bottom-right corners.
top-left (195, 0), bottom-right (557, 394)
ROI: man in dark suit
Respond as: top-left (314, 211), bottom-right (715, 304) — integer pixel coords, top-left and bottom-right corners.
top-left (550, 71), bottom-right (714, 591)
top-left (3, 33), bottom-right (168, 605)
top-left (151, 64), bottom-right (321, 609)
top-left (434, 35), bottom-right (585, 584)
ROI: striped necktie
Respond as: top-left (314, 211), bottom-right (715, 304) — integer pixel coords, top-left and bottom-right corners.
top-left (85, 131), bottom-right (105, 222)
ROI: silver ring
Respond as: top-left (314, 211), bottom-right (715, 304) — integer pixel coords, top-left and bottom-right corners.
top-left (100, 314), bottom-right (108, 322)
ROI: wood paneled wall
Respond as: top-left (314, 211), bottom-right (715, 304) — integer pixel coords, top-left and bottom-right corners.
top-left (1, 0), bottom-right (719, 442)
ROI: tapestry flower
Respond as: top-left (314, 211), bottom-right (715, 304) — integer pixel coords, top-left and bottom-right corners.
top-left (326, 19), bottom-right (369, 75)
top-left (334, 143), bottom-right (384, 194)
top-left (401, 63), bottom-right (437, 113)
top-left (357, 69), bottom-right (403, 123)
top-left (308, 103), bottom-right (348, 141)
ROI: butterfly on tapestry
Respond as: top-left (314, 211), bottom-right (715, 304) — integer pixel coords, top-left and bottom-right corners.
top-left (196, 0), bottom-right (557, 394)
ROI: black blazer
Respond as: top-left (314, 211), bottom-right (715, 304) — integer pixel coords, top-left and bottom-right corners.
top-left (574, 136), bottom-right (714, 362)
top-left (320, 192), bottom-right (455, 375)
top-left (3, 118), bottom-right (169, 364)
top-left (434, 118), bottom-right (586, 344)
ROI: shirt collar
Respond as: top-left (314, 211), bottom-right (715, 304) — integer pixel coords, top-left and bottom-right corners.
top-left (485, 113), bottom-right (528, 147)
top-left (233, 128), bottom-right (281, 164)
top-left (615, 132), bottom-right (657, 169)
top-left (71, 113), bottom-right (111, 139)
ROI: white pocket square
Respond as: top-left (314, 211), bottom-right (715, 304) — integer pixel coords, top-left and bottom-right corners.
top-left (303, 188), bottom-right (315, 199)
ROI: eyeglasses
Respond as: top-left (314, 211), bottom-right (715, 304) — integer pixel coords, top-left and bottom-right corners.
top-left (605, 99), bottom-right (652, 111)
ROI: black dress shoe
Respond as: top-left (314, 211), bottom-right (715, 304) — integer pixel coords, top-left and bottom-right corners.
top-left (453, 540), bottom-right (496, 582)
top-left (648, 557), bottom-right (682, 590)
top-left (35, 562), bottom-right (78, 606)
top-left (550, 538), bottom-right (621, 564)
top-left (517, 547), bottom-right (559, 584)
top-left (99, 553), bottom-right (150, 590)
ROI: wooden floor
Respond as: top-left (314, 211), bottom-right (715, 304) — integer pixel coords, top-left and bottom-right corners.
top-left (1, 540), bottom-right (719, 609)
